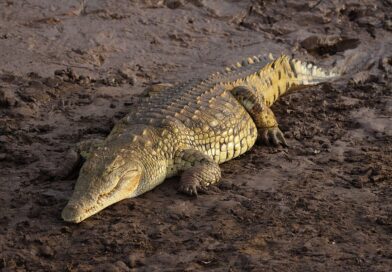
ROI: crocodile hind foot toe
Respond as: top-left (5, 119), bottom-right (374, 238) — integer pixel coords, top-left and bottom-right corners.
top-left (259, 126), bottom-right (288, 147)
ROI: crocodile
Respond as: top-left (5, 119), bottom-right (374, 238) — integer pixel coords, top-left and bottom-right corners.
top-left (62, 54), bottom-right (339, 223)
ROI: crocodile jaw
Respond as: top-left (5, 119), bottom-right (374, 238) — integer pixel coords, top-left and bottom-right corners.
top-left (62, 200), bottom-right (101, 224)
top-left (62, 171), bottom-right (142, 223)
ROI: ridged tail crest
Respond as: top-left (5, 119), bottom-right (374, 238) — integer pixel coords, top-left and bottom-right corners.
top-left (287, 56), bottom-right (340, 85)
top-left (220, 55), bottom-right (340, 106)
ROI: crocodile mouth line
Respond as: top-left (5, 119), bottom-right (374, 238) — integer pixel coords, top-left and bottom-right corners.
top-left (73, 186), bottom-right (122, 222)
top-left (63, 172), bottom-right (141, 223)
top-left (62, 184), bottom-right (119, 223)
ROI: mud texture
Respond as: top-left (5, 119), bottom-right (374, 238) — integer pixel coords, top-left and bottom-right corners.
top-left (1, 0), bottom-right (392, 271)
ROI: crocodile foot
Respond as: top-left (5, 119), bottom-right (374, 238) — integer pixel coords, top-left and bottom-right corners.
top-left (178, 179), bottom-right (208, 196)
top-left (77, 138), bottom-right (104, 159)
top-left (259, 126), bottom-right (288, 147)
top-left (140, 83), bottom-right (174, 97)
top-left (176, 149), bottom-right (221, 196)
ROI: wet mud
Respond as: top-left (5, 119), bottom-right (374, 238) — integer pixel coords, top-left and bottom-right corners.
top-left (1, 0), bottom-right (392, 271)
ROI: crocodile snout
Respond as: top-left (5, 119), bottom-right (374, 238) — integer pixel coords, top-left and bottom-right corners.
top-left (61, 203), bottom-right (84, 223)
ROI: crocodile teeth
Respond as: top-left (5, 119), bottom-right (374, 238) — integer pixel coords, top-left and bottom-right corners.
top-left (247, 57), bottom-right (254, 64)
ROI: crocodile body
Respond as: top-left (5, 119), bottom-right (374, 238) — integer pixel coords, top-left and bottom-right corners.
top-left (62, 55), bottom-right (339, 223)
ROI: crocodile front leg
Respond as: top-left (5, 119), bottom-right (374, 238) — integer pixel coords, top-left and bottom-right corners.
top-left (53, 138), bottom-right (104, 180)
top-left (230, 86), bottom-right (288, 147)
top-left (77, 138), bottom-right (104, 159)
top-left (175, 149), bottom-right (221, 196)
top-left (139, 83), bottom-right (174, 97)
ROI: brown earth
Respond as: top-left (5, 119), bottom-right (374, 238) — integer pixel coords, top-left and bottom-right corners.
top-left (1, 0), bottom-right (392, 271)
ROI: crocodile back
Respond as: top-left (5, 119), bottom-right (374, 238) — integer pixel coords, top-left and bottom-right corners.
top-left (126, 79), bottom-right (258, 164)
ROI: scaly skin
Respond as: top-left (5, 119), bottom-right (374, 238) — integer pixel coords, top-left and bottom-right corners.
top-left (62, 55), bottom-right (339, 223)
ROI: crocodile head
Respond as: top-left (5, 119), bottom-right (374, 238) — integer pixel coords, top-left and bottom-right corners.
top-left (61, 147), bottom-right (143, 223)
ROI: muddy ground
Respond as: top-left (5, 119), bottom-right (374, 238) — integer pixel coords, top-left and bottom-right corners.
top-left (1, 0), bottom-right (392, 271)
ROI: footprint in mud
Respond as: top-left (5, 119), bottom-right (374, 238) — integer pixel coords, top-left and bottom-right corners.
top-left (351, 108), bottom-right (392, 137)
top-left (0, 88), bottom-right (16, 108)
top-left (379, 55), bottom-right (392, 73)
top-left (300, 35), bottom-right (360, 57)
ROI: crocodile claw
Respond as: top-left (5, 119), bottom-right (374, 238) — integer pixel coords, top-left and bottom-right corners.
top-left (259, 126), bottom-right (288, 147)
top-left (178, 180), bottom-right (207, 197)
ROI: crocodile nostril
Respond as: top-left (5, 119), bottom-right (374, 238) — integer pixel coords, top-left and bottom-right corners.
top-left (61, 204), bottom-right (82, 223)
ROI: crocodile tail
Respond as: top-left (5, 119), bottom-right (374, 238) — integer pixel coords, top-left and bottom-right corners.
top-left (256, 55), bottom-right (340, 106)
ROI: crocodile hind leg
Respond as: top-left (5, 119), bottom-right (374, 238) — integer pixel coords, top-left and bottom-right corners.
top-left (175, 149), bottom-right (221, 196)
top-left (230, 86), bottom-right (288, 147)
